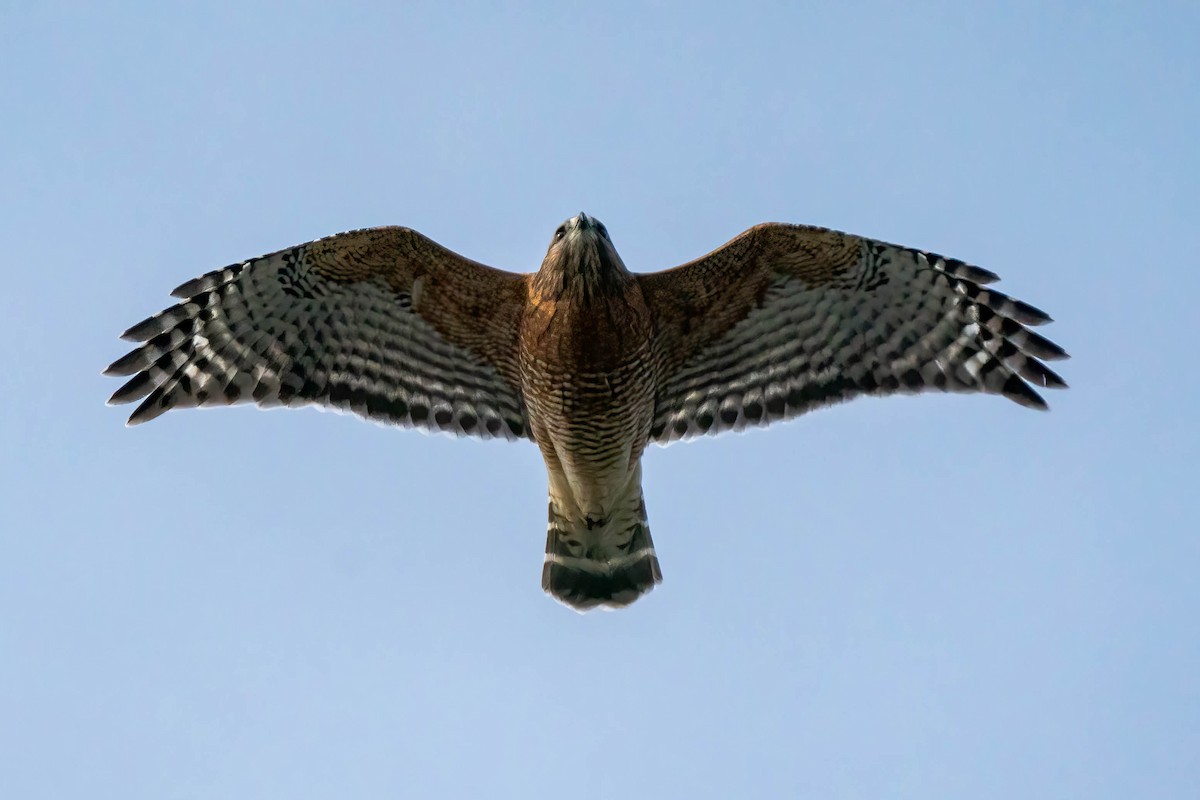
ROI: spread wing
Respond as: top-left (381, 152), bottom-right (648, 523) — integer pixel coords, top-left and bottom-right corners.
top-left (106, 226), bottom-right (531, 440)
top-left (639, 223), bottom-right (1068, 443)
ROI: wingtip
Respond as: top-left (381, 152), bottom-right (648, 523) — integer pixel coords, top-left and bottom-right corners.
top-left (103, 349), bottom-right (142, 377)
top-left (1018, 392), bottom-right (1051, 411)
top-left (1024, 391), bottom-right (1051, 411)
top-left (125, 406), bottom-right (155, 426)
top-left (120, 317), bottom-right (159, 342)
top-left (961, 264), bottom-right (1001, 285)
top-left (1012, 300), bottom-right (1054, 326)
top-left (1001, 373), bottom-right (1049, 411)
top-left (170, 281), bottom-right (197, 299)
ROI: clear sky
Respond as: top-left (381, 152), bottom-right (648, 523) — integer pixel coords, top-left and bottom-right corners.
top-left (2, 2), bottom-right (1197, 798)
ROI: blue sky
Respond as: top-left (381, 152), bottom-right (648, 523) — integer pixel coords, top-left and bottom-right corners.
top-left (2, 2), bottom-right (1197, 797)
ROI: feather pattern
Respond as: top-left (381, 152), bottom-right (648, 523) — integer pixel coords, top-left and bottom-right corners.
top-left (105, 227), bottom-right (530, 439)
top-left (641, 224), bottom-right (1068, 442)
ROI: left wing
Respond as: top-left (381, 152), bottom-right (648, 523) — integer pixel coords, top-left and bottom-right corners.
top-left (106, 226), bottom-right (531, 439)
top-left (638, 223), bottom-right (1068, 443)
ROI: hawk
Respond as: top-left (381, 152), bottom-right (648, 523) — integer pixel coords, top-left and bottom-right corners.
top-left (106, 214), bottom-right (1068, 610)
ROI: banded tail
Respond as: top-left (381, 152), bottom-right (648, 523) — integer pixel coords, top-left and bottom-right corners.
top-left (542, 489), bottom-right (662, 611)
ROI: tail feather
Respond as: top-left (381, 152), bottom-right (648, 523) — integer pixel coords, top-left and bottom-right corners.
top-left (542, 495), bottom-right (662, 611)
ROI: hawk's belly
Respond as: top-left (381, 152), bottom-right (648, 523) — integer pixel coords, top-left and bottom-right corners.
top-left (519, 300), bottom-right (657, 518)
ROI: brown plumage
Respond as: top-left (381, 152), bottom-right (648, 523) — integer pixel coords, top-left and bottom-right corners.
top-left (106, 213), bottom-right (1068, 610)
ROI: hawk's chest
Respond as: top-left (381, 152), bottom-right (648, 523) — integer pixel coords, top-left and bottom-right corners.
top-left (521, 284), bottom-right (654, 366)
top-left (518, 286), bottom-right (657, 428)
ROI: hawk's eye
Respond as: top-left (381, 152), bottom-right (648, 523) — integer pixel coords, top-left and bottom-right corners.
top-left (597, 224), bottom-right (609, 240)
top-left (554, 225), bottom-right (566, 241)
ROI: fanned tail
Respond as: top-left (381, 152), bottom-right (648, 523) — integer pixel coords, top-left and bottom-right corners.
top-left (542, 489), bottom-right (661, 611)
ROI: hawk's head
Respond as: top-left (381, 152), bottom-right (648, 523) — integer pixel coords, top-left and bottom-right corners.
top-left (535, 212), bottom-right (632, 301)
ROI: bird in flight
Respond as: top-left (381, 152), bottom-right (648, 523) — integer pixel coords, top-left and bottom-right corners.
top-left (106, 213), bottom-right (1068, 610)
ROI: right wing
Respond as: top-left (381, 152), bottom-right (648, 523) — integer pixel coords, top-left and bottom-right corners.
top-left (639, 223), bottom-right (1067, 443)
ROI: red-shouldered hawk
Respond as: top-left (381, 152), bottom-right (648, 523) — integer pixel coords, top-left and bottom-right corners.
top-left (106, 214), bottom-right (1068, 610)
